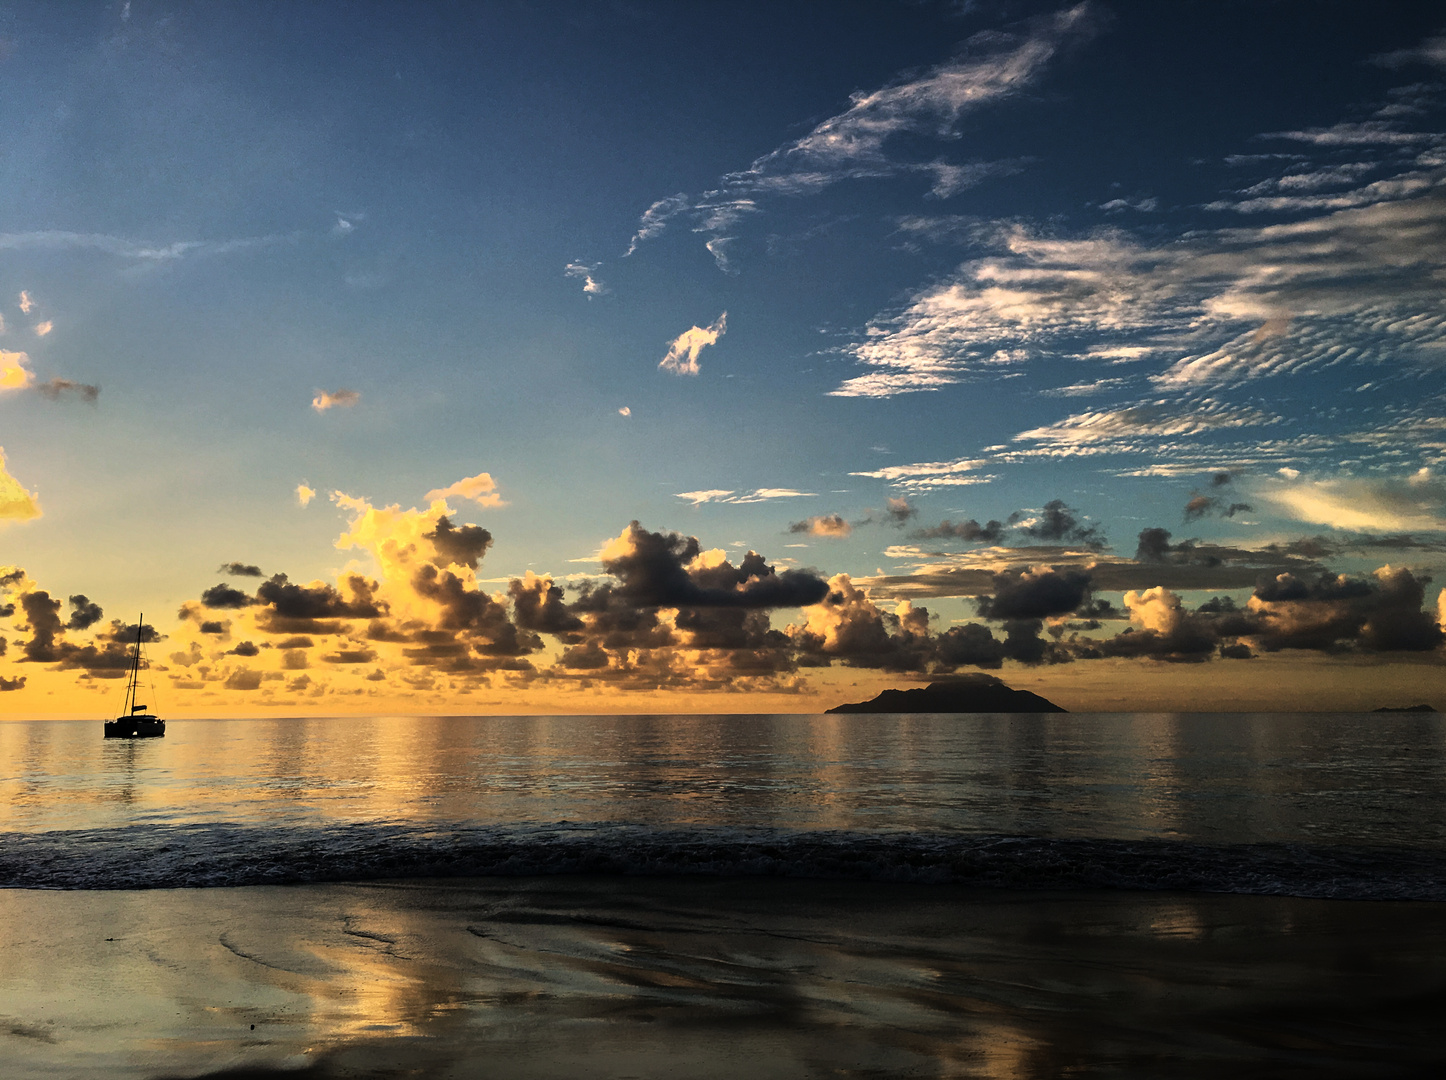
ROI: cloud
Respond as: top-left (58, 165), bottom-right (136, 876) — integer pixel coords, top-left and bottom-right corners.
top-left (34, 321), bottom-right (52, 337)
top-left (911, 518), bottom-right (1006, 544)
top-left (18, 291), bottom-right (34, 314)
top-left (1013, 400), bottom-right (1278, 451)
top-left (220, 562), bottom-right (264, 577)
top-left (836, 193), bottom-right (1446, 398)
top-left (425, 471), bottom-right (505, 509)
top-left (849, 456), bottom-right (990, 489)
top-left (564, 261), bottom-right (607, 295)
top-left (312, 389), bottom-right (360, 411)
top-left (1258, 121), bottom-right (1443, 146)
top-left (789, 514), bottom-right (852, 538)
top-left (618, 406), bottom-right (631, 417)
top-left (34, 377), bottom-right (98, 403)
top-left (675, 488), bottom-right (816, 506)
top-left (0, 350), bottom-right (34, 391)
top-left (976, 566), bottom-right (1093, 619)
top-left (296, 484), bottom-right (316, 507)
top-left (1258, 470), bottom-right (1446, 532)
top-left (1009, 499), bottom-right (1106, 549)
top-left (623, 5), bottom-right (1100, 260)
top-left (0, 449), bottom-right (40, 521)
top-left (624, 193), bottom-right (690, 256)
top-left (1373, 34), bottom-right (1446, 70)
top-left (659, 313), bottom-right (727, 376)
top-left (0, 231), bottom-right (281, 262)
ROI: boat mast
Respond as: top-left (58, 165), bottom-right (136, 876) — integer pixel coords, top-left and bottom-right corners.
top-left (124, 614), bottom-right (143, 716)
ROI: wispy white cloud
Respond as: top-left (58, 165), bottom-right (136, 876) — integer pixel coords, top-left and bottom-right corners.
top-left (1373, 34), bottom-right (1446, 70)
top-left (1012, 399), bottom-right (1279, 451)
top-left (564, 261), bottom-right (608, 295)
top-left (311, 389), bottom-right (360, 411)
top-left (17, 291), bottom-right (34, 314)
top-left (1259, 121), bottom-right (1442, 146)
top-left (623, 4), bottom-right (1099, 262)
top-left (624, 193), bottom-right (689, 256)
top-left (675, 487), bottom-right (815, 506)
top-left (659, 312), bottom-right (727, 376)
top-left (0, 230), bottom-right (281, 261)
top-left (850, 456), bottom-right (992, 490)
top-left (835, 193), bottom-right (1446, 397)
top-left (34, 321), bottom-right (52, 337)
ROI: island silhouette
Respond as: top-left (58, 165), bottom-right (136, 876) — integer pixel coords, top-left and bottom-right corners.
top-left (828, 674), bottom-right (1066, 714)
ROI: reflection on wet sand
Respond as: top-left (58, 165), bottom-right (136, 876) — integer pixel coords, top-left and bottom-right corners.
top-left (2, 878), bottom-right (1444, 1079)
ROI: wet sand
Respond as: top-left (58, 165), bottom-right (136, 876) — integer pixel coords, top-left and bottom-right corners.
top-left (2, 877), bottom-right (1444, 1079)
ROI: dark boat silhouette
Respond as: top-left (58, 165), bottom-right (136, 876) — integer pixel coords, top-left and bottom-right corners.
top-left (104, 615), bottom-right (164, 739)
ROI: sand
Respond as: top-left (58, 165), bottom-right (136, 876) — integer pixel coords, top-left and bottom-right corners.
top-left (2, 877), bottom-right (1445, 1079)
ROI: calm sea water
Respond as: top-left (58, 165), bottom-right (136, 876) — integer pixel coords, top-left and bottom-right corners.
top-left (2, 712), bottom-right (1444, 897)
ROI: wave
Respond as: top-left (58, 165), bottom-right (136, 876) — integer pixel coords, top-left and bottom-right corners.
top-left (2, 822), bottom-right (1443, 900)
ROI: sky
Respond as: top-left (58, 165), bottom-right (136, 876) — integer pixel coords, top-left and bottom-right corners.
top-left (3, 0), bottom-right (1446, 716)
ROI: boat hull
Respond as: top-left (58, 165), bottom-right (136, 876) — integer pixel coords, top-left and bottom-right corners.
top-left (104, 716), bottom-right (165, 738)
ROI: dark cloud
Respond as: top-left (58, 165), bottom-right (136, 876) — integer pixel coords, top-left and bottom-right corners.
top-left (18, 591), bottom-right (62, 662)
top-left (911, 518), bottom-right (1006, 544)
top-left (883, 497), bottom-right (918, 526)
top-left (252, 573), bottom-right (384, 634)
top-left (427, 516), bottom-right (493, 570)
top-left (66, 594), bottom-right (103, 631)
top-left (0, 675), bottom-right (25, 691)
top-left (1011, 500), bottom-right (1106, 550)
top-left (229, 641), bottom-right (260, 657)
top-left (509, 575), bottom-right (584, 637)
top-left (788, 514), bottom-right (852, 538)
top-left (976, 568), bottom-right (1093, 620)
top-left (604, 523), bottom-right (829, 609)
top-left (35, 377), bottom-right (99, 403)
top-left (201, 583), bottom-right (254, 609)
top-left (1249, 567), bottom-right (1444, 653)
top-left (219, 562), bottom-right (264, 577)
top-left (199, 620), bottom-right (227, 634)
top-left (1184, 494), bottom-right (1253, 521)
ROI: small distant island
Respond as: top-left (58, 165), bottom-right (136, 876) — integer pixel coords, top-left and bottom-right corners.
top-left (828, 674), bottom-right (1066, 714)
top-left (1372, 704), bottom-right (1438, 713)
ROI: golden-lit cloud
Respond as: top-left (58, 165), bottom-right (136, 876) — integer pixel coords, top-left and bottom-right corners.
top-left (618, 406), bottom-right (631, 417)
top-left (659, 312), bottom-right (726, 376)
top-left (1260, 470), bottom-right (1446, 532)
top-left (312, 388), bottom-right (360, 411)
top-left (789, 514), bottom-right (852, 538)
top-left (296, 483), bottom-right (316, 507)
top-left (0, 349), bottom-right (34, 391)
top-left (424, 471), bottom-right (505, 508)
top-left (0, 449), bottom-right (41, 521)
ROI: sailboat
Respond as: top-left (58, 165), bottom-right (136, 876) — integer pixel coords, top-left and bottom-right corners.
top-left (104, 614), bottom-right (165, 739)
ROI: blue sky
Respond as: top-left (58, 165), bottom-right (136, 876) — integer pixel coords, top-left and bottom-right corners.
top-left (3, 1), bottom-right (1445, 713)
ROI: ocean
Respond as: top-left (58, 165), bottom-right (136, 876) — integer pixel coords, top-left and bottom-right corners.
top-left (3, 712), bottom-right (1445, 1077)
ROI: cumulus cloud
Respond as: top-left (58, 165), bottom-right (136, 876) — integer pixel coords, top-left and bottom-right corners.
top-left (312, 389), bottom-right (360, 411)
top-left (789, 514), bottom-right (852, 538)
top-left (618, 406), bottom-right (631, 417)
top-left (0, 349), bottom-right (34, 392)
top-left (659, 313), bottom-right (727, 376)
top-left (424, 471), bottom-right (505, 509)
top-left (296, 484), bottom-right (316, 507)
top-left (0, 449), bottom-right (40, 522)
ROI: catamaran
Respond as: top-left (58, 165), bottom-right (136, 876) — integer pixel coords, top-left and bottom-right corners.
top-left (104, 614), bottom-right (165, 738)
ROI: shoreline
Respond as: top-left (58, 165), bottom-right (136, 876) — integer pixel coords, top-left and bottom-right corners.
top-left (3, 877), bottom-right (1445, 1079)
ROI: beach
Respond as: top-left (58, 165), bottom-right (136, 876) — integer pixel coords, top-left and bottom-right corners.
top-left (4, 876), bottom-right (1445, 1079)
